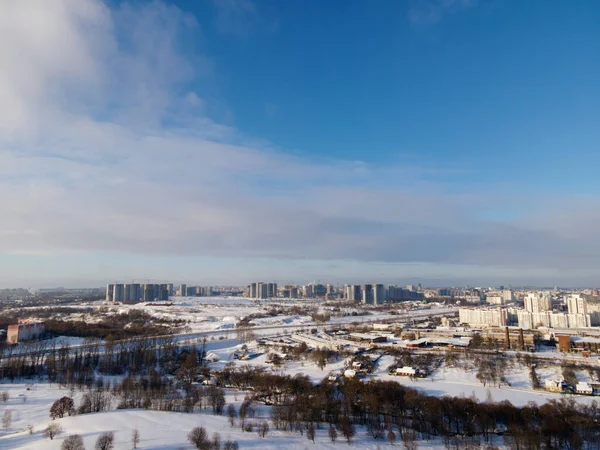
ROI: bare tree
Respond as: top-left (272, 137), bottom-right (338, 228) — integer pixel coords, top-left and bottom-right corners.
top-left (402, 428), bottom-right (418, 450)
top-left (132, 429), bottom-right (140, 449)
top-left (2, 409), bottom-right (12, 431)
top-left (340, 416), bottom-right (355, 443)
top-left (51, 396), bottom-right (75, 419)
top-left (188, 426), bottom-right (209, 449)
top-left (95, 432), bottom-right (115, 450)
top-left (212, 432), bottom-right (221, 450)
top-left (227, 404), bottom-right (237, 427)
top-left (44, 423), bottom-right (63, 440)
top-left (307, 422), bottom-right (315, 443)
top-left (387, 429), bottom-right (396, 445)
top-left (328, 425), bottom-right (338, 442)
top-left (0, 391), bottom-right (9, 402)
top-left (258, 421), bottom-right (269, 438)
top-left (223, 441), bottom-right (239, 450)
top-left (62, 434), bottom-right (85, 450)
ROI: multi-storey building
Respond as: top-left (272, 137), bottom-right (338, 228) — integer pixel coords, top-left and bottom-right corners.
top-left (362, 284), bottom-right (373, 304)
top-left (485, 293), bottom-right (505, 305)
top-left (303, 284), bottom-right (313, 298)
top-left (7, 320), bottom-right (45, 344)
top-left (373, 284), bottom-right (385, 304)
top-left (267, 283), bottom-right (278, 298)
top-left (458, 308), bottom-right (508, 327)
top-left (257, 282), bottom-right (268, 299)
top-left (249, 282), bottom-right (258, 299)
top-left (112, 284), bottom-right (125, 302)
top-left (346, 284), bottom-right (361, 302)
top-left (502, 289), bottom-right (515, 303)
top-left (105, 284), bottom-right (114, 302)
top-left (524, 292), bottom-right (552, 313)
top-left (567, 294), bottom-right (588, 315)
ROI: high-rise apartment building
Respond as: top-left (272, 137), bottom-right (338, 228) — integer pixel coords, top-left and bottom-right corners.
top-left (567, 294), bottom-right (588, 315)
top-left (345, 284), bottom-right (361, 302)
top-left (524, 293), bottom-right (552, 313)
top-left (373, 284), bottom-right (385, 304)
top-left (267, 283), bottom-right (278, 298)
top-left (105, 284), bottom-right (114, 302)
top-left (257, 282), bottom-right (268, 299)
top-left (112, 284), bottom-right (125, 302)
top-left (502, 289), bottom-right (515, 303)
top-left (142, 284), bottom-right (154, 301)
top-left (304, 284), bottom-right (314, 298)
top-left (179, 284), bottom-right (187, 296)
top-left (362, 284), bottom-right (373, 304)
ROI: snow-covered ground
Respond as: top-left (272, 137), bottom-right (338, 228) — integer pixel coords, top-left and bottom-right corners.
top-left (368, 355), bottom-right (599, 407)
top-left (0, 382), bottom-right (501, 450)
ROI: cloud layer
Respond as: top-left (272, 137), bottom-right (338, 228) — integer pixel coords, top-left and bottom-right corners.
top-left (0, 0), bottom-right (597, 286)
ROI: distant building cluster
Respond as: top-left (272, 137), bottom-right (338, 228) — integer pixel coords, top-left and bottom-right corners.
top-left (458, 294), bottom-right (600, 329)
top-left (242, 281), bottom-right (425, 303)
top-left (247, 282), bottom-right (279, 299)
top-left (343, 284), bottom-right (422, 304)
top-left (177, 284), bottom-right (215, 297)
top-left (106, 283), bottom-right (171, 303)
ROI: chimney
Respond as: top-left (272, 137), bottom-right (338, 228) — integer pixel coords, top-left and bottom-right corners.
top-left (519, 328), bottom-right (525, 350)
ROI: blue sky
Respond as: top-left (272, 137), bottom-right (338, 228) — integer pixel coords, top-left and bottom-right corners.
top-left (0, 0), bottom-right (599, 288)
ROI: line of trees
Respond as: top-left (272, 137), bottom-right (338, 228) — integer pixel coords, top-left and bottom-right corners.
top-left (215, 366), bottom-right (600, 449)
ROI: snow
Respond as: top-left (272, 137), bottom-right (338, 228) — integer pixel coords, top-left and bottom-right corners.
top-left (369, 355), bottom-right (600, 407)
top-left (0, 382), bottom-right (471, 449)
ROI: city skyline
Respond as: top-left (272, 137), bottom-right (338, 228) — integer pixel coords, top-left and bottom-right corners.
top-left (1, 1), bottom-right (600, 287)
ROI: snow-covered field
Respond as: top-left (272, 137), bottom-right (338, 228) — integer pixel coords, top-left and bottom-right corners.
top-left (4, 298), bottom-right (596, 448)
top-left (0, 382), bottom-right (467, 449)
top-left (367, 355), bottom-right (598, 407)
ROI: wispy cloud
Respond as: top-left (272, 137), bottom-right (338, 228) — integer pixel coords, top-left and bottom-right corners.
top-left (408, 0), bottom-right (477, 25)
top-left (212, 0), bottom-right (259, 36)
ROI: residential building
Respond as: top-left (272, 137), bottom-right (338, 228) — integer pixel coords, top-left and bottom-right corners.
top-left (303, 284), bottom-right (313, 298)
top-left (502, 289), bottom-right (515, 303)
top-left (267, 282), bottom-right (278, 298)
top-left (179, 284), bottom-right (187, 296)
top-left (346, 284), bottom-right (361, 302)
top-left (373, 283), bottom-right (385, 304)
top-left (458, 308), bottom-right (508, 327)
top-left (524, 293), bottom-right (552, 313)
top-left (485, 293), bottom-right (504, 305)
top-left (567, 295), bottom-right (588, 315)
top-left (257, 282), bottom-right (268, 299)
top-left (362, 284), bottom-right (373, 304)
top-left (112, 284), bottom-right (124, 302)
top-left (7, 320), bottom-right (45, 344)
top-left (142, 284), bottom-right (154, 301)
top-left (105, 284), bottom-right (114, 302)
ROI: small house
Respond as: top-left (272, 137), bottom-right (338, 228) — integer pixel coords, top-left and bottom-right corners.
top-left (576, 382), bottom-right (593, 395)
top-left (396, 366), bottom-right (417, 377)
top-left (544, 379), bottom-right (565, 392)
top-left (344, 369), bottom-right (357, 378)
